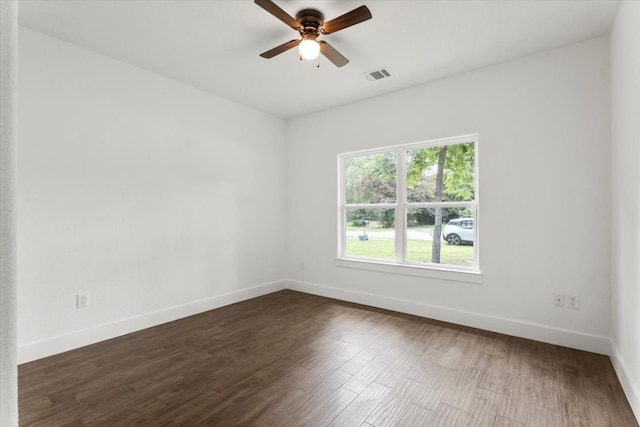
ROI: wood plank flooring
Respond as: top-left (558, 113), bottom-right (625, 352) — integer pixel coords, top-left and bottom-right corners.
top-left (19, 290), bottom-right (638, 426)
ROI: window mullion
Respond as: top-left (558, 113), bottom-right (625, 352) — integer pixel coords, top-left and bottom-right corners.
top-left (396, 148), bottom-right (406, 263)
top-left (344, 203), bottom-right (397, 209)
top-left (338, 156), bottom-right (346, 258)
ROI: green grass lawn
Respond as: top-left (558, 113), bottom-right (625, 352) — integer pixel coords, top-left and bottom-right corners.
top-left (346, 237), bottom-right (473, 266)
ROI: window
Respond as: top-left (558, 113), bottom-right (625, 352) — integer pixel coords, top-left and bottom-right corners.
top-left (338, 134), bottom-right (478, 274)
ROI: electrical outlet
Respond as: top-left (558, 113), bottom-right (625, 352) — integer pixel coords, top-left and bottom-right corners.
top-left (76, 293), bottom-right (88, 309)
top-left (566, 295), bottom-right (580, 309)
top-left (554, 293), bottom-right (565, 307)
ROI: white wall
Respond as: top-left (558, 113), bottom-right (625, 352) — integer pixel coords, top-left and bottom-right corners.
top-left (1, 1), bottom-right (18, 425)
top-left (286, 37), bottom-right (612, 353)
top-left (17, 28), bottom-right (287, 362)
top-left (610, 0), bottom-right (640, 419)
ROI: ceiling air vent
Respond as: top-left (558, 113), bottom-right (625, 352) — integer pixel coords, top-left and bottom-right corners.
top-left (364, 67), bottom-right (392, 81)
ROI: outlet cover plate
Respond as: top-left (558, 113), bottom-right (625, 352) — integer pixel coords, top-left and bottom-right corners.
top-left (566, 295), bottom-right (580, 309)
top-left (76, 293), bottom-right (88, 309)
top-left (554, 294), bottom-right (565, 307)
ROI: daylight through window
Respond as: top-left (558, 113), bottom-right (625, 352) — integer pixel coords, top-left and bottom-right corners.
top-left (338, 135), bottom-right (478, 272)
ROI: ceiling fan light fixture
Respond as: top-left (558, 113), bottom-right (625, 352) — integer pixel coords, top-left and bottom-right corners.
top-left (299, 38), bottom-right (320, 60)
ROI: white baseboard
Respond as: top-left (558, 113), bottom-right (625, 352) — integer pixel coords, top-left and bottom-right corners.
top-left (18, 280), bottom-right (286, 364)
top-left (609, 339), bottom-right (640, 422)
top-left (286, 279), bottom-right (611, 355)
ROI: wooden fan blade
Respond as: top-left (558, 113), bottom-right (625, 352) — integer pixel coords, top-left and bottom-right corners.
top-left (260, 39), bottom-right (300, 58)
top-left (254, 0), bottom-right (301, 30)
top-left (319, 41), bottom-right (349, 67)
top-left (321, 5), bottom-right (372, 35)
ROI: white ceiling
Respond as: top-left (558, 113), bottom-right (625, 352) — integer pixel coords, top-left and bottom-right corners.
top-left (18, 0), bottom-right (620, 119)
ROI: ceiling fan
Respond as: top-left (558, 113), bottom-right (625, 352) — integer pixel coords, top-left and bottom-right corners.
top-left (254, 0), bottom-right (372, 67)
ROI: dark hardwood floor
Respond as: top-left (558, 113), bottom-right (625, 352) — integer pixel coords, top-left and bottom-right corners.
top-left (19, 290), bottom-right (638, 426)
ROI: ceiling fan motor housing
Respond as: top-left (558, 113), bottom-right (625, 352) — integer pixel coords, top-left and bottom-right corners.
top-left (296, 9), bottom-right (324, 38)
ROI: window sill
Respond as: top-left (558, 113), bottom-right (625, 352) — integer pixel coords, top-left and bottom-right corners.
top-left (335, 258), bottom-right (482, 284)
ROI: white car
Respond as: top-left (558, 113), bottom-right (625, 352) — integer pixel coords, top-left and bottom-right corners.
top-left (442, 218), bottom-right (474, 245)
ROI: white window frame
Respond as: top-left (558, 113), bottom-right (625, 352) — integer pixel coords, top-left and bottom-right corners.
top-left (337, 134), bottom-right (481, 283)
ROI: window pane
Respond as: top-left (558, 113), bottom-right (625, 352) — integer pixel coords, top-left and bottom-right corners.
top-left (406, 142), bottom-right (474, 202)
top-left (345, 208), bottom-right (395, 261)
top-left (406, 207), bottom-right (475, 267)
top-left (345, 152), bottom-right (396, 204)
